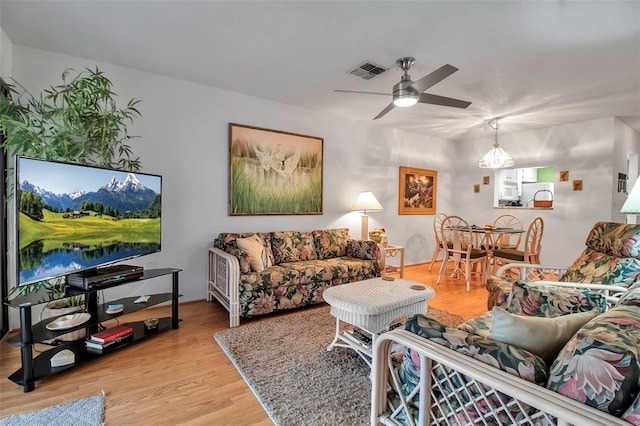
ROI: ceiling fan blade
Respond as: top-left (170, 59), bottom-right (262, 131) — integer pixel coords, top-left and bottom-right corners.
top-left (334, 89), bottom-right (390, 96)
top-left (373, 102), bottom-right (396, 120)
top-left (410, 64), bottom-right (459, 95)
top-left (418, 93), bottom-right (471, 109)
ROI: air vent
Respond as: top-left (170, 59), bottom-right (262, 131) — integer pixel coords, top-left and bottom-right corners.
top-left (348, 61), bottom-right (388, 80)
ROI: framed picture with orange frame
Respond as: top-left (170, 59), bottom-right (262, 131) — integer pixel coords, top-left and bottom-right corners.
top-left (398, 166), bottom-right (437, 215)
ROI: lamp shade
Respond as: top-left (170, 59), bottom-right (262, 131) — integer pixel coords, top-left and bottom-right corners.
top-left (621, 177), bottom-right (640, 214)
top-left (478, 143), bottom-right (515, 168)
top-left (351, 191), bottom-right (383, 213)
top-left (478, 118), bottom-right (514, 169)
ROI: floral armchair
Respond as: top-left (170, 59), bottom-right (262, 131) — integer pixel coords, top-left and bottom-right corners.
top-left (486, 221), bottom-right (640, 310)
top-left (372, 281), bottom-right (640, 425)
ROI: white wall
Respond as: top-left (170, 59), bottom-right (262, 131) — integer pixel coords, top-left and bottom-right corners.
top-left (453, 118), bottom-right (620, 266)
top-left (7, 45), bottom-right (454, 320)
top-left (0, 27), bottom-right (11, 77)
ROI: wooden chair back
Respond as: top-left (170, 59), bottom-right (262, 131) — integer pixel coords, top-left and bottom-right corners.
top-left (524, 217), bottom-right (544, 263)
top-left (492, 214), bottom-right (523, 249)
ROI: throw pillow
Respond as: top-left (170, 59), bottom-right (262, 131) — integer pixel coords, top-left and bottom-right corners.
top-left (312, 228), bottom-right (349, 259)
top-left (488, 307), bottom-right (598, 363)
top-left (547, 304), bottom-right (640, 417)
top-left (507, 281), bottom-right (607, 317)
top-left (236, 234), bottom-right (272, 272)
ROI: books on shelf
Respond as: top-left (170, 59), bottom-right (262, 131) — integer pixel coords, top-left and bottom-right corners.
top-left (90, 324), bottom-right (134, 343)
top-left (86, 333), bottom-right (133, 353)
top-left (345, 326), bottom-right (372, 346)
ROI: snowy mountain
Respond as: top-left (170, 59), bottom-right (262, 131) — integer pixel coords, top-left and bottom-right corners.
top-left (103, 173), bottom-right (147, 193)
top-left (20, 173), bottom-right (158, 214)
top-left (20, 181), bottom-right (74, 211)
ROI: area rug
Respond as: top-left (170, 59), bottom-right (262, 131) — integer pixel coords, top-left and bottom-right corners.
top-left (214, 305), bottom-right (463, 426)
top-left (0, 392), bottom-right (105, 426)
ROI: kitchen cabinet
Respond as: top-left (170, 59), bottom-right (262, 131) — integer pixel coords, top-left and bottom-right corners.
top-left (521, 168), bottom-right (538, 183)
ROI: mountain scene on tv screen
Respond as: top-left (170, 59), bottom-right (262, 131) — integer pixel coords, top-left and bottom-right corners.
top-left (21, 173), bottom-right (159, 215)
top-left (18, 173), bottom-right (161, 284)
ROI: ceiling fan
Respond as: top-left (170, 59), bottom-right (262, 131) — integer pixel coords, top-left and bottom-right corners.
top-left (335, 57), bottom-right (471, 120)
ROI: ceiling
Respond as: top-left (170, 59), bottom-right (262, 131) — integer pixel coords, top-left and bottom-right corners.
top-left (1, 1), bottom-right (639, 141)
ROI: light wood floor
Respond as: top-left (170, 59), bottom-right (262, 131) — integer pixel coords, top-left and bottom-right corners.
top-left (0, 262), bottom-right (488, 424)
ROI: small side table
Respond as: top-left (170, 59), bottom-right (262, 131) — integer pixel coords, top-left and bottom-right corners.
top-left (384, 245), bottom-right (405, 278)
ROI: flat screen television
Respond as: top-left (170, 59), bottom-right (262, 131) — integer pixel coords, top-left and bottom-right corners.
top-left (14, 156), bottom-right (162, 286)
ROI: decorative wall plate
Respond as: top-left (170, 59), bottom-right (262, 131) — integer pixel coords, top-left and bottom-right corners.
top-left (46, 313), bottom-right (91, 330)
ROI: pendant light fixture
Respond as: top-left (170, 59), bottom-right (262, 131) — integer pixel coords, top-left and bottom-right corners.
top-left (478, 118), bottom-right (514, 168)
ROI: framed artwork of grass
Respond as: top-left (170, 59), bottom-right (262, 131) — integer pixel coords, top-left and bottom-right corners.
top-left (228, 123), bottom-right (323, 215)
top-left (398, 166), bottom-right (437, 215)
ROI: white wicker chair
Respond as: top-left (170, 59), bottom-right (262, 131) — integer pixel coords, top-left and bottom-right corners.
top-left (371, 328), bottom-right (629, 426)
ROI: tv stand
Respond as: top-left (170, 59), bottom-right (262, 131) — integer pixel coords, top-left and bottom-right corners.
top-left (4, 268), bottom-right (181, 392)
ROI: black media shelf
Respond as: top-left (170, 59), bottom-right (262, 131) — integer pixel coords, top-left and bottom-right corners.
top-left (4, 268), bottom-right (181, 392)
top-left (6, 293), bottom-right (182, 347)
top-left (8, 317), bottom-right (179, 386)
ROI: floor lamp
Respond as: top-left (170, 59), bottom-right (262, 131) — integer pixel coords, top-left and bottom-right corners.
top-left (351, 191), bottom-right (383, 240)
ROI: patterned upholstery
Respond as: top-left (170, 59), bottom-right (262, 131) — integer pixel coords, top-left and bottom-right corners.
top-left (214, 229), bottom-right (383, 318)
top-left (312, 228), bottom-right (349, 259)
top-left (487, 222), bottom-right (640, 311)
top-left (559, 221), bottom-right (640, 284)
top-left (389, 285), bottom-right (640, 424)
top-left (507, 281), bottom-right (607, 317)
top-left (271, 231), bottom-right (318, 263)
top-left (547, 303), bottom-right (640, 417)
top-left (460, 281), bottom-right (607, 337)
top-left (397, 315), bottom-right (548, 424)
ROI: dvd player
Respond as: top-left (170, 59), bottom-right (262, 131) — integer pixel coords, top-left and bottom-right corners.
top-left (67, 265), bottom-right (144, 289)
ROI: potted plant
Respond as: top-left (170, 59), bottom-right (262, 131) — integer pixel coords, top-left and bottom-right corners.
top-left (0, 66), bottom-right (142, 171)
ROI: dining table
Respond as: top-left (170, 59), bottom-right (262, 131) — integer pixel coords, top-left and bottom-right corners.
top-left (469, 225), bottom-right (525, 252)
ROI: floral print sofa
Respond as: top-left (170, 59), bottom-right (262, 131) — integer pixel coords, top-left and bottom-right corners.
top-left (372, 281), bottom-right (640, 425)
top-left (207, 228), bottom-right (384, 327)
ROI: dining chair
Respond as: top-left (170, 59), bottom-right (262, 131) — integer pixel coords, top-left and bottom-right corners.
top-left (492, 216), bottom-right (544, 274)
top-left (428, 213), bottom-right (449, 271)
top-left (492, 214), bottom-right (523, 250)
top-left (437, 215), bottom-right (488, 292)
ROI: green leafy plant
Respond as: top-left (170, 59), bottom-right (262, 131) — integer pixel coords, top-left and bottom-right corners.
top-left (0, 66), bottom-right (142, 171)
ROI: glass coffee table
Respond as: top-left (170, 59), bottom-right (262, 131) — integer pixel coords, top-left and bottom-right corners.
top-left (322, 277), bottom-right (435, 366)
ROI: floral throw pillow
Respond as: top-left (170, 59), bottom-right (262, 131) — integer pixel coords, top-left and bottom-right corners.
top-left (312, 228), bottom-right (350, 259)
top-left (346, 239), bottom-right (380, 260)
top-left (507, 281), bottom-right (607, 317)
top-left (270, 231), bottom-right (318, 264)
top-left (547, 304), bottom-right (640, 417)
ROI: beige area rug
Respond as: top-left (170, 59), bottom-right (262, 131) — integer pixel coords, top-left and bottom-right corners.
top-left (214, 305), bottom-right (463, 426)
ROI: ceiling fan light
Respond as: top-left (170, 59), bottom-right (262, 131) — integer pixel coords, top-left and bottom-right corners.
top-left (393, 95), bottom-right (418, 107)
top-left (478, 143), bottom-right (515, 168)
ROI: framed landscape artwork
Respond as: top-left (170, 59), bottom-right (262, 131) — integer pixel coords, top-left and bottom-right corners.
top-left (228, 123), bottom-right (323, 215)
top-left (398, 166), bottom-right (437, 215)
